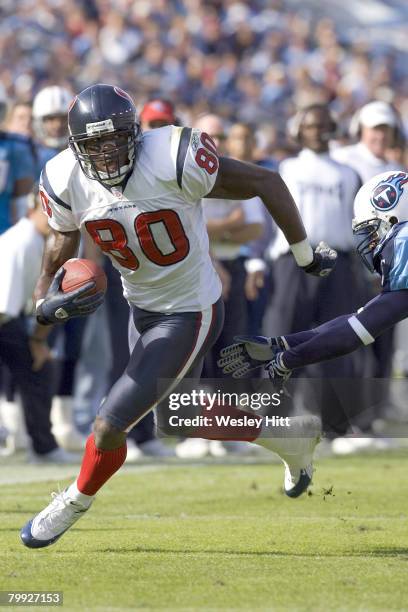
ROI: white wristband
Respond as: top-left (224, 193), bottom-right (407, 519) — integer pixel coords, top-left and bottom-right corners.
top-left (35, 299), bottom-right (45, 310)
top-left (290, 239), bottom-right (313, 267)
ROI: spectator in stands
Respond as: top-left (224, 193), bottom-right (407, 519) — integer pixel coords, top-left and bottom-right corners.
top-left (224, 122), bottom-right (276, 336)
top-left (31, 85), bottom-right (87, 452)
top-left (332, 101), bottom-right (401, 182)
top-left (1, 2), bottom-right (407, 133)
top-left (331, 101), bottom-right (404, 450)
top-left (140, 99), bottom-right (177, 130)
top-left (32, 85), bottom-right (72, 173)
top-left (0, 194), bottom-right (76, 463)
top-left (0, 89), bottom-right (37, 453)
top-left (199, 118), bottom-right (264, 377)
top-left (265, 103), bottom-right (363, 436)
top-left (0, 94), bottom-right (35, 233)
top-left (5, 102), bottom-right (33, 138)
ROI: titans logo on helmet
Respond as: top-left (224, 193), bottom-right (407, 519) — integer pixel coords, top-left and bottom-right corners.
top-left (371, 172), bottom-right (408, 212)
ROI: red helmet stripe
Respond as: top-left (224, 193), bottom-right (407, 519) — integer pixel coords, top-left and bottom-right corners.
top-left (68, 95), bottom-right (78, 113)
top-left (114, 87), bottom-right (133, 103)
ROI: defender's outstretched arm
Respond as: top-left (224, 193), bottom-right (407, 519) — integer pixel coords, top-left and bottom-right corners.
top-left (279, 290), bottom-right (408, 371)
top-left (219, 291), bottom-right (408, 379)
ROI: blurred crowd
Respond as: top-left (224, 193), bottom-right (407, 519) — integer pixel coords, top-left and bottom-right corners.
top-left (1, 0), bottom-right (408, 462)
top-left (1, 0), bottom-right (408, 141)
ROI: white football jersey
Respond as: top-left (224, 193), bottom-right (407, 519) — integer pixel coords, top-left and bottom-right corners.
top-left (0, 218), bottom-right (44, 318)
top-left (270, 149), bottom-right (361, 259)
top-left (39, 126), bottom-right (222, 312)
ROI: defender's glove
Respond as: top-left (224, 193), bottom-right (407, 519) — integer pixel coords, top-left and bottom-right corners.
top-left (36, 268), bottom-right (105, 325)
top-left (302, 242), bottom-right (337, 277)
top-left (217, 335), bottom-right (288, 378)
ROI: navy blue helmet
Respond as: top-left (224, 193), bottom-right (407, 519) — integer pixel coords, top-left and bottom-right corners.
top-left (68, 84), bottom-right (141, 186)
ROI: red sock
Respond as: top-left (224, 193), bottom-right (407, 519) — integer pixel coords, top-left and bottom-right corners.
top-left (76, 434), bottom-right (127, 496)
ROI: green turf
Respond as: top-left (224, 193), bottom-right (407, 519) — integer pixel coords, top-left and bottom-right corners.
top-left (1, 453), bottom-right (408, 611)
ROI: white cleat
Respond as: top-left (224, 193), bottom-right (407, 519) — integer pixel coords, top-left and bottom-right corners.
top-left (281, 416), bottom-right (321, 498)
top-left (283, 462), bottom-right (315, 498)
top-left (21, 488), bottom-right (92, 548)
top-left (257, 415), bottom-right (321, 498)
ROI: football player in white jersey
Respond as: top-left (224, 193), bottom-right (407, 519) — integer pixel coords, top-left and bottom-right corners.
top-left (21, 84), bottom-right (337, 549)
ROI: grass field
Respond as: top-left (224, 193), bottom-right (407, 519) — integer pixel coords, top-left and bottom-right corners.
top-left (1, 452), bottom-right (408, 611)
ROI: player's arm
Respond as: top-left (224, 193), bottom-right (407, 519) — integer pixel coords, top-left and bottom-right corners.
top-left (208, 157), bottom-right (336, 276)
top-left (35, 159), bottom-right (105, 324)
top-left (30, 232), bottom-right (69, 336)
top-left (270, 290), bottom-right (408, 375)
top-left (219, 290), bottom-right (408, 378)
top-left (34, 228), bottom-right (80, 301)
top-left (35, 228), bottom-right (104, 326)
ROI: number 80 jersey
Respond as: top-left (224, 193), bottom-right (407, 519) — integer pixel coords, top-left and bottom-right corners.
top-left (39, 126), bottom-right (222, 313)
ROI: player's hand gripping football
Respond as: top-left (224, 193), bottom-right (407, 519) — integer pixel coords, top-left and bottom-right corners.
top-left (302, 241), bottom-right (337, 277)
top-left (36, 268), bottom-right (105, 325)
top-left (217, 335), bottom-right (288, 378)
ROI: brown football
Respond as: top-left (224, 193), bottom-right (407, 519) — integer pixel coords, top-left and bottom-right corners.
top-left (61, 258), bottom-right (107, 296)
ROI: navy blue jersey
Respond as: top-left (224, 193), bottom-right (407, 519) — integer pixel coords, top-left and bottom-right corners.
top-left (0, 132), bottom-right (36, 234)
top-left (374, 221), bottom-right (408, 292)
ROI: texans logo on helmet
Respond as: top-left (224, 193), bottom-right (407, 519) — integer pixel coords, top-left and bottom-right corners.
top-left (371, 172), bottom-right (408, 212)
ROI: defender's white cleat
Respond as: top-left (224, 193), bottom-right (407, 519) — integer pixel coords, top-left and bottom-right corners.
top-left (21, 488), bottom-right (92, 548)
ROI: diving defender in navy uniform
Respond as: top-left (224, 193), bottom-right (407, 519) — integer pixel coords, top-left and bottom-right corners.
top-left (219, 171), bottom-right (408, 424)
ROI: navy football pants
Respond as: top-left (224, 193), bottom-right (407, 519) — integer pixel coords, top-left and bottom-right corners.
top-left (98, 299), bottom-right (224, 432)
top-left (103, 259), bottom-right (154, 443)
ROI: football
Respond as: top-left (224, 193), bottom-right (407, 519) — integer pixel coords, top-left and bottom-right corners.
top-left (61, 258), bottom-right (107, 296)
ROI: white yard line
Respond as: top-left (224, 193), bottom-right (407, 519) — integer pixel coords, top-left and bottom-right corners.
top-left (0, 463), bottom-right (169, 486)
top-left (0, 455), bottom-right (276, 486)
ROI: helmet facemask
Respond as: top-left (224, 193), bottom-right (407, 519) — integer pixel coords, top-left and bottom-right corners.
top-left (69, 126), bottom-right (140, 186)
top-left (352, 217), bottom-right (392, 272)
